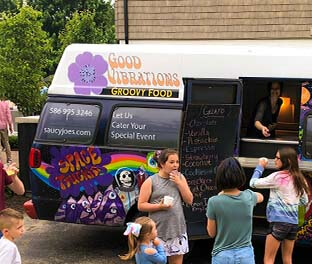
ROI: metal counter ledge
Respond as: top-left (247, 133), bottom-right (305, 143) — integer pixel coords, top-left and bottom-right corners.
top-left (237, 157), bottom-right (312, 172)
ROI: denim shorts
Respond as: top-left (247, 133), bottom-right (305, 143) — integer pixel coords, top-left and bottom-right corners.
top-left (212, 245), bottom-right (255, 264)
top-left (269, 222), bottom-right (298, 241)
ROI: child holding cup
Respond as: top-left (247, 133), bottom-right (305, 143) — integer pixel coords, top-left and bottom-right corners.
top-left (138, 149), bottom-right (193, 264)
top-left (0, 161), bottom-right (24, 210)
top-left (0, 162), bottom-right (24, 238)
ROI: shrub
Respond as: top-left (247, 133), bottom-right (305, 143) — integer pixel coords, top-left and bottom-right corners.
top-left (9, 135), bottom-right (18, 150)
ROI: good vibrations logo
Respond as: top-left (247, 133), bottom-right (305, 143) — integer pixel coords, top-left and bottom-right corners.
top-left (107, 53), bottom-right (181, 88)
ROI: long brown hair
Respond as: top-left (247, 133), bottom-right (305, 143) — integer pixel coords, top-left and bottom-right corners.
top-left (278, 147), bottom-right (310, 197)
top-left (119, 216), bottom-right (154, 260)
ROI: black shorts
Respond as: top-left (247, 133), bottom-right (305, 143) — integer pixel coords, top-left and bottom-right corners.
top-left (269, 222), bottom-right (298, 241)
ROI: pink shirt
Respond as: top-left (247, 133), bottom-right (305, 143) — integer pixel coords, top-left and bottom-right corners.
top-left (0, 101), bottom-right (13, 130)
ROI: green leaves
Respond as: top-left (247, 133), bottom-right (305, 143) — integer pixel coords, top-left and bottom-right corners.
top-left (28, 0), bottom-right (116, 73)
top-left (0, 1), bottom-right (116, 116)
top-left (0, 7), bottom-right (52, 116)
top-left (59, 11), bottom-right (101, 54)
top-left (0, 0), bottom-right (21, 14)
top-left (28, 0), bottom-right (116, 48)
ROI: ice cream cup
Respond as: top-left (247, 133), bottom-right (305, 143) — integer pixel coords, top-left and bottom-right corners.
top-left (259, 157), bottom-right (268, 163)
top-left (164, 195), bottom-right (174, 206)
top-left (4, 164), bottom-right (16, 176)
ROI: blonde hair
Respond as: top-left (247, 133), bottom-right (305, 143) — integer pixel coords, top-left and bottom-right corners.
top-left (0, 208), bottom-right (24, 230)
top-left (119, 216), bottom-right (154, 260)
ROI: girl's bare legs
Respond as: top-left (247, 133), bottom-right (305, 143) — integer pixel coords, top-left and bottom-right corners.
top-left (264, 234), bottom-right (281, 264)
top-left (168, 254), bottom-right (183, 264)
top-left (281, 239), bottom-right (295, 264)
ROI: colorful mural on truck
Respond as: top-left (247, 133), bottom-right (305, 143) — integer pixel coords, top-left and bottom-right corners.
top-left (31, 147), bottom-right (158, 225)
top-left (298, 82), bottom-right (312, 160)
top-left (297, 82), bottom-right (312, 243)
top-left (297, 172), bottom-right (312, 243)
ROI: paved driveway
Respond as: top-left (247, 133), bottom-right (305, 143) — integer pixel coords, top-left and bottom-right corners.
top-left (17, 216), bottom-right (131, 264)
top-left (9, 214), bottom-right (312, 264)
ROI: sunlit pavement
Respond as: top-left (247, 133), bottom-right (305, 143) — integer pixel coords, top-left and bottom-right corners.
top-left (14, 215), bottom-right (312, 264)
top-left (185, 237), bottom-right (312, 264)
top-left (0, 150), bottom-right (19, 166)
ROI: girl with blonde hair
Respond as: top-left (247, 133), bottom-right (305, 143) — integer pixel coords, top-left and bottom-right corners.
top-left (120, 216), bottom-right (167, 264)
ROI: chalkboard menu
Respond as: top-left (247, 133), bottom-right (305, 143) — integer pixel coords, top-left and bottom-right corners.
top-left (36, 102), bottom-right (100, 144)
top-left (107, 107), bottom-right (182, 148)
top-left (180, 104), bottom-right (240, 224)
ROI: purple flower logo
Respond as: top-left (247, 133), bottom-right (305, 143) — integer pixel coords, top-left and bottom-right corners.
top-left (68, 52), bottom-right (108, 95)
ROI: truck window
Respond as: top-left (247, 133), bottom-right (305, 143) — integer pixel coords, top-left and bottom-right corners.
top-left (35, 102), bottom-right (100, 144)
top-left (189, 81), bottom-right (238, 104)
top-left (107, 106), bottom-right (182, 149)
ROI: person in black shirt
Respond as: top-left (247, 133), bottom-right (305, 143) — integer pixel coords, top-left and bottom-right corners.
top-left (248, 81), bottom-right (283, 138)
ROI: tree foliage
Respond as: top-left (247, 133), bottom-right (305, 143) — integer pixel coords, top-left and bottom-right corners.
top-left (0, 0), bottom-right (22, 14)
top-left (0, 1), bottom-right (115, 116)
top-left (58, 11), bottom-right (105, 58)
top-left (59, 11), bottom-right (101, 50)
top-left (0, 7), bottom-right (52, 115)
top-left (28, 0), bottom-right (115, 48)
top-left (27, 0), bottom-right (115, 73)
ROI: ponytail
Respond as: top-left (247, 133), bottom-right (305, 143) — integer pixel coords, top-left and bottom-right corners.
top-left (119, 217), bottom-right (154, 261)
top-left (119, 233), bottom-right (139, 260)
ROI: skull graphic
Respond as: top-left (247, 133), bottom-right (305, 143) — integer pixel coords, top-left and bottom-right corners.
top-left (114, 167), bottom-right (136, 191)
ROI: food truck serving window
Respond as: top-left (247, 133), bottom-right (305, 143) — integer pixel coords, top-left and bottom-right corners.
top-left (36, 102), bottom-right (100, 144)
top-left (107, 107), bottom-right (182, 148)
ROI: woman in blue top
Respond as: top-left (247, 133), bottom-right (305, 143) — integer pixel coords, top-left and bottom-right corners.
top-left (119, 216), bottom-right (167, 264)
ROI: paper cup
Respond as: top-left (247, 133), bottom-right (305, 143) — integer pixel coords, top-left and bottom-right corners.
top-left (259, 157), bottom-right (268, 163)
top-left (164, 195), bottom-right (174, 206)
top-left (4, 166), bottom-right (15, 176)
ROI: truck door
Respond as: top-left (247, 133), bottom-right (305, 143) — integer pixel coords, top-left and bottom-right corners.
top-left (180, 79), bottom-right (242, 238)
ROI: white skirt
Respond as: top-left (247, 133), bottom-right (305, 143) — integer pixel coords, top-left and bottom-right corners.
top-left (158, 232), bottom-right (189, 256)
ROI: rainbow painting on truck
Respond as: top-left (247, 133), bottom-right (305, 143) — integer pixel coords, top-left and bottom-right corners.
top-left (31, 147), bottom-right (158, 225)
